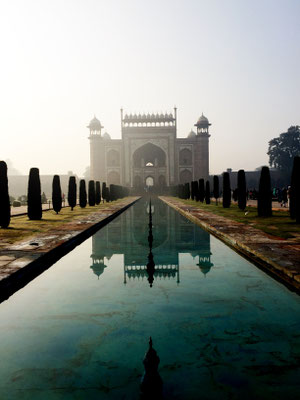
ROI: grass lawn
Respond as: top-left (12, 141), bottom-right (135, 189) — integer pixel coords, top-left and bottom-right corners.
top-left (0, 199), bottom-right (129, 246)
top-left (172, 198), bottom-right (300, 240)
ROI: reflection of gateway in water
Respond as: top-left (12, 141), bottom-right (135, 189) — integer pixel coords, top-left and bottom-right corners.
top-left (124, 264), bottom-right (180, 284)
top-left (90, 199), bottom-right (213, 282)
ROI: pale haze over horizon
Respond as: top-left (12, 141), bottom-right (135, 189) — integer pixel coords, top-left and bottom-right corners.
top-left (0, 0), bottom-right (299, 178)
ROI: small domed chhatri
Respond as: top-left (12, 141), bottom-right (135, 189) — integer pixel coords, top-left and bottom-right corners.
top-left (197, 113), bottom-right (209, 126)
top-left (194, 112), bottom-right (211, 135)
top-left (87, 116), bottom-right (103, 132)
top-left (188, 129), bottom-right (196, 138)
top-left (103, 132), bottom-right (111, 140)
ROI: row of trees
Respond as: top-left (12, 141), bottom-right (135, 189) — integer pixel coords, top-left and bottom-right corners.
top-left (173, 157), bottom-right (299, 222)
top-left (0, 163), bottom-right (129, 227)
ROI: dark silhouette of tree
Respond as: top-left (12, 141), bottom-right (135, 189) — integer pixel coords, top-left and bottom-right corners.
top-left (67, 176), bottom-right (77, 210)
top-left (52, 175), bottom-right (62, 214)
top-left (105, 186), bottom-right (111, 202)
top-left (0, 161), bottom-right (11, 228)
top-left (102, 182), bottom-right (107, 203)
top-left (222, 172), bottom-right (231, 208)
top-left (205, 181), bottom-right (211, 204)
top-left (290, 156), bottom-right (300, 223)
top-left (184, 182), bottom-right (190, 199)
top-left (79, 179), bottom-right (87, 208)
top-left (258, 166), bottom-right (272, 217)
top-left (268, 126), bottom-right (300, 179)
top-left (237, 170), bottom-right (247, 210)
top-left (27, 168), bottom-right (42, 220)
top-left (199, 179), bottom-right (205, 202)
top-left (213, 175), bottom-right (219, 205)
top-left (95, 181), bottom-right (101, 205)
top-left (191, 181), bottom-right (195, 200)
top-left (88, 180), bottom-right (95, 206)
top-left (194, 180), bottom-right (199, 201)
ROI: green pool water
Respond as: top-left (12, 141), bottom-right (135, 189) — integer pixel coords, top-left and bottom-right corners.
top-left (0, 198), bottom-right (299, 399)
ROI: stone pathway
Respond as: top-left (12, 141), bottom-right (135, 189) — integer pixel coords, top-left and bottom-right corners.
top-left (161, 196), bottom-right (300, 291)
top-left (0, 197), bottom-right (139, 301)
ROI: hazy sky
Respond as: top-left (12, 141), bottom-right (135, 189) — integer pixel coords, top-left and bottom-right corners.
top-left (0, 0), bottom-right (299, 177)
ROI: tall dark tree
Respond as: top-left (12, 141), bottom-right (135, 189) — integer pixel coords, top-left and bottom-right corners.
top-left (52, 175), bottom-right (62, 214)
top-left (213, 175), bottom-right (219, 205)
top-left (290, 156), bottom-right (300, 223)
top-left (237, 169), bottom-right (247, 210)
top-left (27, 167), bottom-right (42, 220)
top-left (194, 180), bottom-right (199, 201)
top-left (67, 176), bottom-right (77, 211)
top-left (199, 179), bottom-right (205, 202)
top-left (88, 180), bottom-right (96, 206)
top-left (102, 182), bottom-right (107, 203)
top-left (79, 179), bottom-right (87, 208)
top-left (268, 126), bottom-right (300, 179)
top-left (222, 172), bottom-right (231, 208)
top-left (0, 161), bottom-right (11, 228)
top-left (191, 181), bottom-right (195, 201)
top-left (95, 181), bottom-right (101, 205)
top-left (205, 181), bottom-right (211, 204)
top-left (185, 182), bottom-right (190, 199)
top-left (105, 186), bottom-right (111, 202)
top-left (258, 166), bottom-right (272, 217)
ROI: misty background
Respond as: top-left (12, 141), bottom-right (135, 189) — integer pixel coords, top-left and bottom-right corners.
top-left (0, 0), bottom-right (299, 177)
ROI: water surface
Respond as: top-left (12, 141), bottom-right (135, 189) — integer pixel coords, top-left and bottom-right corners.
top-left (0, 198), bottom-right (299, 399)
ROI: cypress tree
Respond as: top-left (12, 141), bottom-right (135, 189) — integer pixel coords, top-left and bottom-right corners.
top-left (68, 176), bottom-right (77, 210)
top-left (191, 181), bottom-right (195, 200)
top-left (194, 180), bottom-right (199, 201)
top-left (88, 180), bottom-right (96, 206)
top-left (79, 179), bottom-right (87, 208)
top-left (102, 182), bottom-right (106, 202)
top-left (290, 156), bottom-right (300, 223)
top-left (258, 166), bottom-right (272, 217)
top-left (186, 182), bottom-right (190, 199)
top-left (222, 172), bottom-right (231, 208)
top-left (213, 175), bottom-right (219, 205)
top-left (52, 175), bottom-right (62, 214)
top-left (199, 179), bottom-right (205, 202)
top-left (105, 186), bottom-right (111, 202)
top-left (95, 181), bottom-right (101, 205)
top-left (0, 161), bottom-right (11, 228)
top-left (237, 169), bottom-right (247, 210)
top-left (205, 181), bottom-right (211, 204)
top-left (27, 167), bottom-right (42, 220)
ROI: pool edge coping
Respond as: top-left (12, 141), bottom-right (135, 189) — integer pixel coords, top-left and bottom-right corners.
top-left (0, 197), bottom-right (141, 303)
top-left (160, 196), bottom-right (300, 294)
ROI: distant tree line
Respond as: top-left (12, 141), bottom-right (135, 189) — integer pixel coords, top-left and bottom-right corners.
top-left (171, 156), bottom-right (300, 223)
top-left (0, 163), bottom-right (130, 228)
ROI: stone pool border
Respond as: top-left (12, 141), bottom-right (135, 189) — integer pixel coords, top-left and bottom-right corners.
top-left (0, 197), bottom-right (140, 302)
top-left (160, 196), bottom-right (300, 293)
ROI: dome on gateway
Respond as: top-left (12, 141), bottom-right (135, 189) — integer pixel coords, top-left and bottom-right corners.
top-left (197, 113), bottom-right (209, 125)
top-left (103, 132), bottom-right (111, 140)
top-left (188, 129), bottom-right (196, 138)
top-left (88, 116), bottom-right (102, 130)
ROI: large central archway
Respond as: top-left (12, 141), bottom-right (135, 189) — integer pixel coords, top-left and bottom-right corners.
top-left (133, 143), bottom-right (166, 168)
top-left (145, 176), bottom-right (154, 186)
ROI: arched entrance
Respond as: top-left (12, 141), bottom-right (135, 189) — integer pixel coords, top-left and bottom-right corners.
top-left (145, 176), bottom-right (154, 187)
top-left (133, 143), bottom-right (166, 168)
top-left (132, 143), bottom-right (167, 189)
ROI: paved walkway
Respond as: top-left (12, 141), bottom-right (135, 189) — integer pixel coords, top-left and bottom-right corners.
top-left (161, 196), bottom-right (300, 291)
top-left (0, 197), bottom-right (139, 301)
top-left (10, 203), bottom-right (67, 216)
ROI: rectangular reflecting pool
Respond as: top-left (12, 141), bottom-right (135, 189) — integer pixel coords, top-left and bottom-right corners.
top-left (0, 198), bottom-right (299, 399)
